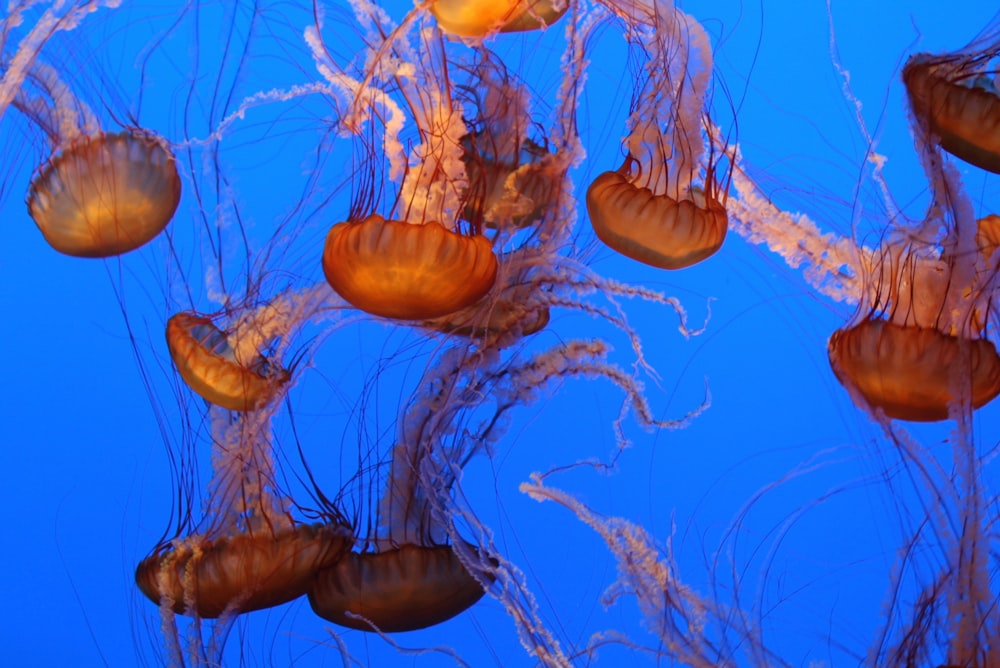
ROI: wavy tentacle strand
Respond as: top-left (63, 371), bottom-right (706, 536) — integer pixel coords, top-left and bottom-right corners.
top-left (226, 282), bottom-right (348, 367)
top-left (727, 161), bottom-right (866, 304)
top-left (0, 0), bottom-right (120, 127)
top-left (12, 59), bottom-right (100, 145)
top-left (624, 1), bottom-right (713, 198)
top-left (392, 28), bottom-right (468, 227)
top-left (522, 475), bottom-right (770, 668)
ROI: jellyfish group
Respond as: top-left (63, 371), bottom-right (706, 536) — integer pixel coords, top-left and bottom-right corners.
top-left (5, 1), bottom-right (1000, 667)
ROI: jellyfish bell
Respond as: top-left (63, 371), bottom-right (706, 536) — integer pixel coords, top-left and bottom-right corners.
top-left (26, 127), bottom-right (181, 257)
top-left (461, 132), bottom-right (559, 230)
top-left (10, 52), bottom-right (181, 257)
top-left (429, 0), bottom-right (567, 38)
top-left (587, 160), bottom-right (728, 269)
top-left (309, 541), bottom-right (494, 632)
top-left (903, 51), bottom-right (1000, 174)
top-left (166, 311), bottom-right (292, 412)
top-left (136, 522), bottom-right (353, 618)
top-left (423, 296), bottom-right (551, 338)
top-left (322, 214), bottom-right (498, 320)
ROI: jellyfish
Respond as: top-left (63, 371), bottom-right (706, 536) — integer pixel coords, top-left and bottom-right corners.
top-left (903, 36), bottom-right (1000, 174)
top-left (166, 312), bottom-right (291, 412)
top-left (1, 4), bottom-right (180, 257)
top-left (307, 351), bottom-right (499, 633)
top-left (428, 0), bottom-right (567, 38)
top-left (11, 61), bottom-right (179, 257)
top-left (585, 0), bottom-right (727, 270)
top-left (26, 127), bottom-right (180, 257)
top-left (827, 253), bottom-right (1000, 422)
top-left (314, 10), bottom-right (499, 321)
top-left (457, 52), bottom-right (563, 232)
top-left (135, 405), bottom-right (354, 636)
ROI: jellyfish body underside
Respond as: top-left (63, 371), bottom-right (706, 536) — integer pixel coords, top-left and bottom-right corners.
top-left (828, 319), bottom-right (1000, 421)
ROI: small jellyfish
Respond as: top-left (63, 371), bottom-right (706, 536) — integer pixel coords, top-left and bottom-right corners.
top-left (586, 1), bottom-right (727, 270)
top-left (13, 60), bottom-right (180, 257)
top-left (828, 216), bottom-right (1000, 421)
top-left (166, 312), bottom-right (291, 412)
top-left (315, 19), bottom-right (499, 320)
top-left (422, 290), bottom-right (551, 338)
top-left (429, 0), bottom-right (567, 38)
top-left (903, 47), bottom-right (1000, 174)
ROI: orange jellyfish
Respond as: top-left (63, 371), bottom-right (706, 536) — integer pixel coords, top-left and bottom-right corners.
top-left (136, 409), bottom-right (354, 621)
top-left (310, 541), bottom-right (490, 632)
top-left (827, 211), bottom-right (1000, 421)
top-left (309, 396), bottom-right (495, 632)
top-left (12, 58), bottom-right (180, 257)
top-left (317, 21), bottom-right (498, 321)
top-left (903, 40), bottom-right (1000, 174)
top-left (166, 312), bottom-right (291, 412)
top-left (322, 214), bottom-right (497, 320)
top-left (429, 0), bottom-right (567, 38)
top-left (307, 341), bottom-right (501, 634)
top-left (586, 1), bottom-right (727, 270)
top-left (27, 128), bottom-right (180, 257)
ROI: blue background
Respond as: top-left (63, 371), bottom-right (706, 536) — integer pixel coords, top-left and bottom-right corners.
top-left (1, 1), bottom-right (998, 666)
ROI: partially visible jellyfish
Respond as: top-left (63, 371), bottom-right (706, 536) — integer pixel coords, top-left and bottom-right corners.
top-left (585, 0), bottom-right (728, 270)
top-left (458, 53), bottom-right (562, 233)
top-left (827, 227), bottom-right (1000, 421)
top-left (903, 29), bottom-right (1000, 174)
top-left (421, 45), bottom-right (582, 340)
top-left (313, 8), bottom-right (499, 321)
top-left (428, 0), bottom-right (567, 38)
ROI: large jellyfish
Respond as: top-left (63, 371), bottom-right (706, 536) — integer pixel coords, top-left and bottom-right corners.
top-left (315, 10), bottom-right (499, 321)
top-left (826, 222), bottom-right (1000, 421)
top-left (134, 407), bottom-right (355, 667)
top-left (585, 0), bottom-right (727, 270)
